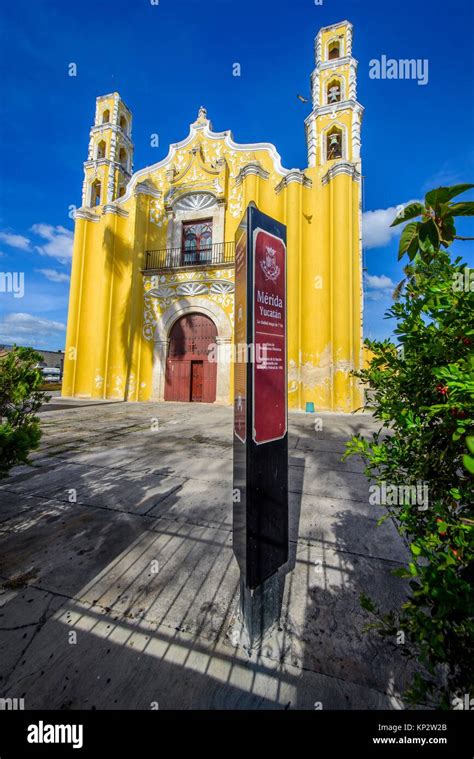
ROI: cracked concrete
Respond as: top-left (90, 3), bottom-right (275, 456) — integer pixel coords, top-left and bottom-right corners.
top-left (0, 398), bottom-right (413, 709)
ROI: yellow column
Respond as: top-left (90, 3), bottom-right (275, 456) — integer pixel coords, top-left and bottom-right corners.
top-left (127, 194), bottom-right (149, 401)
top-left (301, 176), bottom-right (332, 411)
top-left (351, 180), bottom-right (363, 408)
top-left (242, 174), bottom-right (258, 209)
top-left (93, 212), bottom-right (117, 399)
top-left (103, 216), bottom-right (128, 400)
top-left (285, 182), bottom-right (301, 410)
top-left (62, 218), bottom-right (86, 397)
top-left (331, 173), bottom-right (352, 410)
top-left (74, 221), bottom-right (104, 397)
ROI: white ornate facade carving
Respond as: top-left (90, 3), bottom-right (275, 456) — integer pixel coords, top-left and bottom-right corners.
top-left (172, 192), bottom-right (217, 212)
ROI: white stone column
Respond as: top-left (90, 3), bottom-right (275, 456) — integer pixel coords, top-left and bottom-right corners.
top-left (215, 336), bottom-right (231, 404)
top-left (151, 339), bottom-right (169, 401)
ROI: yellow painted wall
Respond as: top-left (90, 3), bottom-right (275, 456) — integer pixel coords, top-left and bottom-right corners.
top-left (64, 20), bottom-right (364, 412)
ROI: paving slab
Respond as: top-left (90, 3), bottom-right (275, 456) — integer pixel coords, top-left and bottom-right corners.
top-left (0, 587), bottom-right (397, 710)
top-left (0, 500), bottom-right (147, 598)
top-left (0, 403), bottom-right (414, 710)
top-left (1, 463), bottom-right (187, 516)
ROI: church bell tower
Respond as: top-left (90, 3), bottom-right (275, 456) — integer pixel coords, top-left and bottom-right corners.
top-left (302, 20), bottom-right (365, 411)
top-left (305, 20), bottom-right (363, 172)
top-left (82, 92), bottom-right (134, 208)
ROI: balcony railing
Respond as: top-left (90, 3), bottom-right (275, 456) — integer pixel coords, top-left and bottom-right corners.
top-left (144, 241), bottom-right (235, 271)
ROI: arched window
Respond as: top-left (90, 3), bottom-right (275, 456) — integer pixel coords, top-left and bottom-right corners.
top-left (326, 127), bottom-right (343, 160)
top-left (90, 180), bottom-right (102, 207)
top-left (96, 140), bottom-right (106, 159)
top-left (182, 220), bottom-right (213, 265)
top-left (102, 109), bottom-right (110, 124)
top-left (119, 115), bottom-right (127, 133)
top-left (119, 147), bottom-right (127, 169)
top-left (327, 79), bottom-right (341, 104)
top-left (328, 41), bottom-right (340, 60)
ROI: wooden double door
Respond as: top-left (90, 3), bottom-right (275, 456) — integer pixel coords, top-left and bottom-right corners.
top-left (164, 314), bottom-right (217, 403)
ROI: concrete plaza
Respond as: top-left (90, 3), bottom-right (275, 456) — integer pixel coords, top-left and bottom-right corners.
top-left (0, 399), bottom-right (413, 709)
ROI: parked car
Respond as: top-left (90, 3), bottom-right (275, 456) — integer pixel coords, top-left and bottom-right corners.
top-left (40, 367), bottom-right (61, 383)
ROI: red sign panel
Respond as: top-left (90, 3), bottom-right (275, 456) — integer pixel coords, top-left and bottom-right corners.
top-left (252, 228), bottom-right (287, 444)
top-left (234, 226), bottom-right (247, 443)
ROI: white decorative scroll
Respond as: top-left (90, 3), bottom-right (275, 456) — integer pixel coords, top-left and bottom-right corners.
top-left (175, 282), bottom-right (209, 296)
top-left (311, 71), bottom-right (320, 108)
top-left (147, 285), bottom-right (175, 299)
top-left (210, 281), bottom-right (234, 295)
top-left (346, 24), bottom-right (353, 56)
top-left (351, 107), bottom-right (362, 161)
top-left (144, 278), bottom-right (235, 302)
top-left (316, 34), bottom-right (322, 64)
top-left (349, 65), bottom-right (357, 100)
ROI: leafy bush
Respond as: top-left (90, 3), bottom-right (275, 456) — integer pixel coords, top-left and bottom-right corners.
top-left (345, 184), bottom-right (474, 708)
top-left (0, 346), bottom-right (47, 478)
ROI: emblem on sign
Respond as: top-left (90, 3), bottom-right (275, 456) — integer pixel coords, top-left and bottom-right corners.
top-left (260, 246), bottom-right (280, 282)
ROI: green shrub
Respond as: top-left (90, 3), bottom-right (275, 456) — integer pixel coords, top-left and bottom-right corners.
top-left (0, 346), bottom-right (47, 478)
top-left (345, 184), bottom-right (474, 708)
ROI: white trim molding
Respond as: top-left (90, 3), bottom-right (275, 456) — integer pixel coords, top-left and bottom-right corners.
top-left (91, 122), bottom-right (134, 149)
top-left (308, 99), bottom-right (363, 119)
top-left (275, 171), bottom-right (312, 194)
top-left (234, 162), bottom-right (270, 185)
top-left (321, 161), bottom-right (361, 185)
top-left (102, 204), bottom-right (129, 218)
top-left (74, 208), bottom-right (101, 222)
top-left (134, 182), bottom-right (162, 199)
top-left (117, 115), bottom-right (304, 205)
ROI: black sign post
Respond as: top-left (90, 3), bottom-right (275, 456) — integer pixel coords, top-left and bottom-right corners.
top-left (233, 203), bottom-right (288, 645)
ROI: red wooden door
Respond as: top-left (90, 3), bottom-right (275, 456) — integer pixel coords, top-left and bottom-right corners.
top-left (164, 314), bottom-right (217, 402)
top-left (191, 361), bottom-right (204, 402)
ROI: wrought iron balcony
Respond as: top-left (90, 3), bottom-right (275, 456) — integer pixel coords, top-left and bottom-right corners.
top-left (144, 241), bottom-right (235, 271)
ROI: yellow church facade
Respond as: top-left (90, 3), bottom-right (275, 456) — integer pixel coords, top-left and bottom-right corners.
top-left (63, 20), bottom-right (364, 411)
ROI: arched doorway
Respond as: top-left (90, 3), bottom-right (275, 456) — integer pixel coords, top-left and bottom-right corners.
top-left (164, 313), bottom-right (217, 402)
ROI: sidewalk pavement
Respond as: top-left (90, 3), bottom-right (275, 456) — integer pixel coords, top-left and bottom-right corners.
top-left (0, 401), bottom-right (412, 709)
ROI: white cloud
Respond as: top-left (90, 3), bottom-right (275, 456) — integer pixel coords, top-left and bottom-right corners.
top-left (35, 268), bottom-right (70, 283)
top-left (0, 312), bottom-right (65, 346)
top-left (364, 273), bottom-right (394, 289)
top-left (31, 224), bottom-right (74, 264)
top-left (362, 200), bottom-right (419, 250)
top-left (364, 272), bottom-right (396, 302)
top-left (0, 231), bottom-right (31, 250)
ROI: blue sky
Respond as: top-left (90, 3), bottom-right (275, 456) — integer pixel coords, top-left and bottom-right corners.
top-left (0, 0), bottom-right (473, 349)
